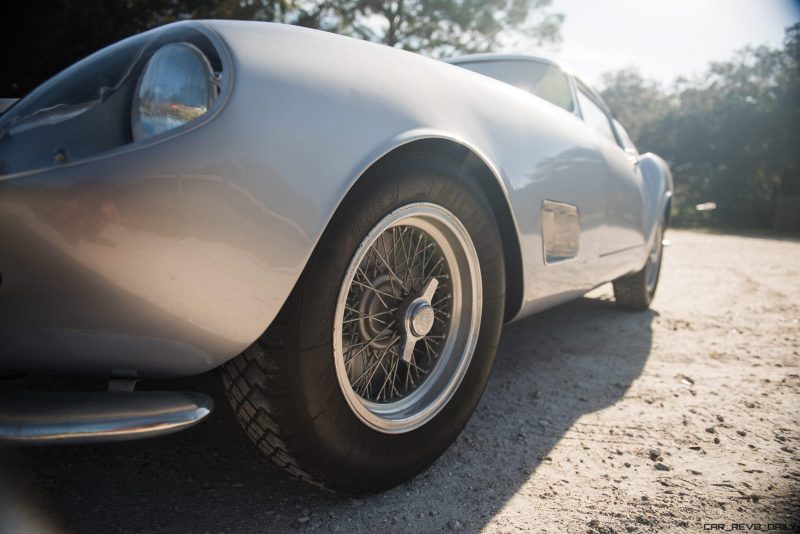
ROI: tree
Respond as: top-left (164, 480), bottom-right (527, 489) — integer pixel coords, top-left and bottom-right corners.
top-left (207, 0), bottom-right (562, 57)
top-left (2, 0), bottom-right (223, 98)
top-left (1, 0), bottom-right (562, 97)
top-left (306, 0), bottom-right (562, 58)
top-left (598, 68), bottom-right (672, 144)
top-left (600, 23), bottom-right (800, 230)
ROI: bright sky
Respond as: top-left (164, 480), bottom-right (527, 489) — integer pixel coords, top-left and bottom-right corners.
top-left (516, 0), bottom-right (800, 87)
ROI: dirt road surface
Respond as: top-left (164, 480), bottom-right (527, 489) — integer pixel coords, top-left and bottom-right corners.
top-left (1, 229), bottom-right (798, 533)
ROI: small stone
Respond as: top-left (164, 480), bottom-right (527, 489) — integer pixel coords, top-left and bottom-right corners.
top-left (689, 470), bottom-right (702, 475)
top-left (716, 415), bottom-right (724, 422)
top-left (654, 462), bottom-right (671, 471)
top-left (705, 427), bottom-right (716, 434)
top-left (713, 437), bottom-right (721, 444)
top-left (737, 430), bottom-right (747, 437)
top-left (297, 517), bottom-right (310, 524)
top-left (448, 519), bottom-right (462, 530)
top-left (624, 462), bottom-right (632, 468)
top-left (649, 448), bottom-right (661, 460)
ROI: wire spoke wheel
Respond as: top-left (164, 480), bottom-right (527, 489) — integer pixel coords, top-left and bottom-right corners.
top-left (333, 203), bottom-right (482, 433)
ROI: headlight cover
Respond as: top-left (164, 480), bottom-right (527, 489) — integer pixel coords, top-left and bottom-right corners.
top-left (131, 42), bottom-right (217, 141)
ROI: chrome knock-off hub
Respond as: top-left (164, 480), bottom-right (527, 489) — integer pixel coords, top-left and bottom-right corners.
top-left (399, 277), bottom-right (439, 363)
top-left (408, 301), bottom-right (435, 337)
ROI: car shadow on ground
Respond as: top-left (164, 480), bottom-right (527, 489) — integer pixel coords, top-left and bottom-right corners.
top-left (1, 291), bottom-right (655, 533)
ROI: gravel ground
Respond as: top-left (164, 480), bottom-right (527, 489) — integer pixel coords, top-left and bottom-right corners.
top-left (1, 229), bottom-right (798, 533)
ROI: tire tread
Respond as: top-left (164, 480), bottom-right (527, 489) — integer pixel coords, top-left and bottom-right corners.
top-left (222, 306), bottom-right (330, 490)
top-left (612, 268), bottom-right (651, 310)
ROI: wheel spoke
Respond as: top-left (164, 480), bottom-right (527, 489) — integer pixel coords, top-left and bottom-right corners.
top-left (352, 278), bottom-right (401, 303)
top-left (432, 294), bottom-right (451, 307)
top-left (371, 243), bottom-right (410, 294)
top-left (345, 321), bottom-right (396, 365)
top-left (342, 307), bottom-right (398, 324)
top-left (351, 334), bottom-right (399, 395)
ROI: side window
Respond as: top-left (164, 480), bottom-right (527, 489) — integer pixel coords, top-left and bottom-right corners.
top-left (613, 119), bottom-right (638, 155)
top-left (529, 65), bottom-right (574, 113)
top-left (577, 89), bottom-right (616, 143)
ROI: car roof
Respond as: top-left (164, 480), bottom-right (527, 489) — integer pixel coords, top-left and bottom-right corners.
top-left (445, 53), bottom-right (565, 70)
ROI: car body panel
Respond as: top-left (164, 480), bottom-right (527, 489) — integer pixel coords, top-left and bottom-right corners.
top-left (0, 21), bottom-right (671, 377)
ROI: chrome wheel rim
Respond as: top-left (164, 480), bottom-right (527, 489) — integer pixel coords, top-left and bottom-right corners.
top-left (333, 203), bottom-right (482, 434)
top-left (645, 225), bottom-right (663, 293)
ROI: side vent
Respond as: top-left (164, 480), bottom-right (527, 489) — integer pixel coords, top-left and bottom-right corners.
top-left (541, 200), bottom-right (580, 264)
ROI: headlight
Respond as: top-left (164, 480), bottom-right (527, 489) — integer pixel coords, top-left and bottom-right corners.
top-left (131, 42), bottom-right (217, 141)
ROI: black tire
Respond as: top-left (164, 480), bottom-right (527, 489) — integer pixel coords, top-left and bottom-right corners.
top-left (222, 154), bottom-right (506, 493)
top-left (613, 223), bottom-right (664, 310)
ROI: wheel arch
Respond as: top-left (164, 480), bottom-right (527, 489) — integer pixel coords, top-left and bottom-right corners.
top-left (341, 136), bottom-right (524, 323)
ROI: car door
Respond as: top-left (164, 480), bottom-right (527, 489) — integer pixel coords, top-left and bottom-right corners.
top-left (575, 85), bottom-right (645, 274)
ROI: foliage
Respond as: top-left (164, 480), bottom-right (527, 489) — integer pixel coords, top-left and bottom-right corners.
top-left (1, 0), bottom-right (561, 96)
top-left (296, 0), bottom-right (563, 58)
top-left (600, 23), bottom-right (800, 229)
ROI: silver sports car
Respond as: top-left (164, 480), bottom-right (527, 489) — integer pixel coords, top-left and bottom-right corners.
top-left (0, 20), bottom-right (672, 493)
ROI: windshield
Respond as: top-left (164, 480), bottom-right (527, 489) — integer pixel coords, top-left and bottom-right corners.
top-left (454, 60), bottom-right (574, 113)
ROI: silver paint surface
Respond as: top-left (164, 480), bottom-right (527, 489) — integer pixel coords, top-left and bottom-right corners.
top-left (0, 21), bottom-right (672, 377)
